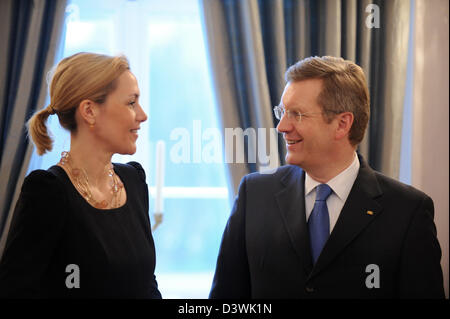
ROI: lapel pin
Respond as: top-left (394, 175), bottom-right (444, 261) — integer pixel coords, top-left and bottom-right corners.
top-left (366, 210), bottom-right (374, 216)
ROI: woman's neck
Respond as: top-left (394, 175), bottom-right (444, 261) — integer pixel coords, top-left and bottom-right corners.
top-left (66, 135), bottom-right (114, 189)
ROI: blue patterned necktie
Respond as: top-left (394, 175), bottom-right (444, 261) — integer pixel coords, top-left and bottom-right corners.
top-left (308, 184), bottom-right (332, 264)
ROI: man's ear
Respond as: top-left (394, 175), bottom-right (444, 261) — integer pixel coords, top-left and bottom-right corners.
top-left (78, 99), bottom-right (97, 126)
top-left (335, 112), bottom-right (354, 141)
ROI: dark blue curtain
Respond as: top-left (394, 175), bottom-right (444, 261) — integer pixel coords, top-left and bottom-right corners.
top-left (200, 0), bottom-right (411, 197)
top-left (0, 0), bottom-right (34, 164)
top-left (0, 0), bottom-right (67, 244)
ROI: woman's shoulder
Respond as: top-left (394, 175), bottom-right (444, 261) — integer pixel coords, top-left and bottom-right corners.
top-left (14, 168), bottom-right (67, 221)
top-left (22, 168), bottom-right (64, 193)
top-left (113, 161), bottom-right (146, 183)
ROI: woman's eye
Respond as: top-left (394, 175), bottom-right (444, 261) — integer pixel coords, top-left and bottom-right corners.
top-left (128, 101), bottom-right (136, 107)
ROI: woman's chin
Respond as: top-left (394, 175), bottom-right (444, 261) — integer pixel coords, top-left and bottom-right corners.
top-left (116, 145), bottom-right (137, 156)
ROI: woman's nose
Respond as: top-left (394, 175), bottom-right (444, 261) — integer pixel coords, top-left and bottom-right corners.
top-left (137, 104), bottom-right (148, 123)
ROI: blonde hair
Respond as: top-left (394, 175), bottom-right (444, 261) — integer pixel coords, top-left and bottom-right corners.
top-left (27, 52), bottom-right (130, 155)
top-left (285, 56), bottom-right (370, 146)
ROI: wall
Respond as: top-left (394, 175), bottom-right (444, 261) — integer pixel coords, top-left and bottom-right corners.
top-left (412, 0), bottom-right (449, 298)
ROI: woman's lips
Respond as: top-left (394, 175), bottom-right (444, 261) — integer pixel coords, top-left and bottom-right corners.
top-left (130, 129), bottom-right (139, 139)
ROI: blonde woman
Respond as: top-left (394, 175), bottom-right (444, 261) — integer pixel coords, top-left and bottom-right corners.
top-left (0, 52), bottom-right (162, 298)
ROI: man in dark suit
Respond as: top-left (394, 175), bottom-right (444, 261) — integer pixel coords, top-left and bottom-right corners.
top-left (209, 56), bottom-right (444, 298)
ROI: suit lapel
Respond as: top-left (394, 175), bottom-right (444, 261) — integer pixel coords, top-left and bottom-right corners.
top-left (275, 166), bottom-right (313, 275)
top-left (308, 155), bottom-right (383, 279)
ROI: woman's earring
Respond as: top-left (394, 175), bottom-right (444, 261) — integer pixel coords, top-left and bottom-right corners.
top-left (89, 122), bottom-right (95, 130)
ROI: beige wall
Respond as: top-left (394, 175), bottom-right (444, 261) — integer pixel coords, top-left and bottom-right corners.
top-left (412, 0), bottom-right (449, 298)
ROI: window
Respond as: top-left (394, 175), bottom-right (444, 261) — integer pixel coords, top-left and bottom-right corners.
top-left (28, 0), bottom-right (230, 298)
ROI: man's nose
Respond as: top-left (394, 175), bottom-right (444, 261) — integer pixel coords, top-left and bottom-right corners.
top-left (276, 113), bottom-right (292, 134)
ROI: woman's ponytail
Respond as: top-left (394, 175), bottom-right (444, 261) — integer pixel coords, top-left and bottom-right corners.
top-left (26, 105), bottom-right (54, 155)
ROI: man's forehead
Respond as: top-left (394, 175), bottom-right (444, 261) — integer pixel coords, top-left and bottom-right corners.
top-left (281, 79), bottom-right (322, 109)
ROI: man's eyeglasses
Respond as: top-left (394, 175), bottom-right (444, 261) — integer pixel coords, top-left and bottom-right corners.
top-left (273, 105), bottom-right (323, 123)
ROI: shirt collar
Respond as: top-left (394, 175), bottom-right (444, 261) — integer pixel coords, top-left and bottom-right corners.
top-left (305, 152), bottom-right (360, 200)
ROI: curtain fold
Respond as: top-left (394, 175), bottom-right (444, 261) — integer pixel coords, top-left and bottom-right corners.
top-left (0, 0), bottom-right (67, 257)
top-left (356, 0), bottom-right (373, 158)
top-left (200, 0), bottom-right (411, 199)
top-left (374, 0), bottom-right (411, 176)
top-left (199, 0), bottom-right (249, 201)
top-left (200, 0), bottom-right (281, 199)
top-left (260, 0), bottom-right (288, 165)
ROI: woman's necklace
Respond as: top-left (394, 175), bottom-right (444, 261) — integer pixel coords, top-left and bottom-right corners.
top-left (58, 151), bottom-right (124, 209)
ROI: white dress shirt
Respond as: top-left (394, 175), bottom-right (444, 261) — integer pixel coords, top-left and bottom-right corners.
top-left (305, 152), bottom-right (360, 233)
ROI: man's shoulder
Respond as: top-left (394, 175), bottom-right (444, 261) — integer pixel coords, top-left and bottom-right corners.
top-left (235, 165), bottom-right (302, 203)
top-left (245, 165), bottom-right (302, 183)
top-left (357, 154), bottom-right (431, 202)
top-left (238, 165), bottom-right (303, 195)
top-left (372, 169), bottom-right (431, 201)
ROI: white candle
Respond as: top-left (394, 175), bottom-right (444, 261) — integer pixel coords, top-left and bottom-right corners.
top-left (154, 140), bottom-right (165, 213)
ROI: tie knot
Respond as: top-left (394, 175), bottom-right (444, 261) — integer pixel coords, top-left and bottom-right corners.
top-left (315, 184), bottom-right (332, 201)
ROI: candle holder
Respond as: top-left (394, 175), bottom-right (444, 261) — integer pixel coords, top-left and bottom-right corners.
top-left (153, 140), bottom-right (165, 232)
top-left (152, 212), bottom-right (163, 231)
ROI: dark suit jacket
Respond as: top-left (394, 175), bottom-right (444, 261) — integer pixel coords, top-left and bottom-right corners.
top-left (209, 155), bottom-right (444, 298)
